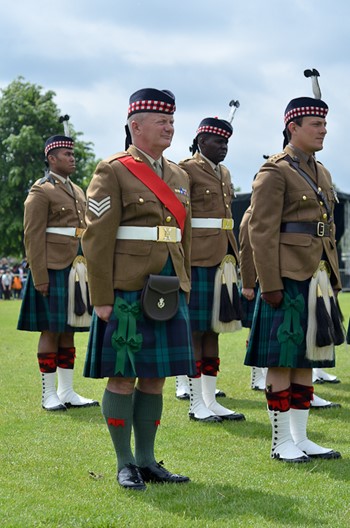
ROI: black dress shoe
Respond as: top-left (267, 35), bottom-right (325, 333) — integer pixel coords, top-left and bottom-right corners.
top-left (117, 464), bottom-right (146, 490)
top-left (219, 412), bottom-right (246, 421)
top-left (189, 413), bottom-right (222, 422)
top-left (176, 393), bottom-right (190, 400)
top-left (311, 402), bottom-right (341, 410)
top-left (139, 461), bottom-right (190, 483)
top-left (307, 450), bottom-right (341, 460)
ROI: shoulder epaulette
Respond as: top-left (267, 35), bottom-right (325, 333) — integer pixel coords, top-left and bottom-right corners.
top-left (38, 172), bottom-right (56, 186)
top-left (104, 151), bottom-right (127, 163)
top-left (268, 152), bottom-right (287, 164)
top-left (178, 157), bottom-right (192, 164)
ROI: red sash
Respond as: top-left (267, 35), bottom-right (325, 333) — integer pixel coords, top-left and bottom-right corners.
top-left (118, 155), bottom-right (186, 234)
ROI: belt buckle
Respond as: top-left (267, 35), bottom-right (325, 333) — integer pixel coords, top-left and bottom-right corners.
top-left (317, 222), bottom-right (325, 237)
top-left (221, 218), bottom-right (234, 230)
top-left (157, 226), bottom-right (176, 242)
top-left (74, 228), bottom-right (85, 238)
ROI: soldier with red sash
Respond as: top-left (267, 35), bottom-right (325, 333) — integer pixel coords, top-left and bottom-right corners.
top-left (82, 88), bottom-right (195, 490)
top-left (245, 79), bottom-right (343, 462)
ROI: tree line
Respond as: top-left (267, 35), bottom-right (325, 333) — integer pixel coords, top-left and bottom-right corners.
top-left (0, 77), bottom-right (98, 257)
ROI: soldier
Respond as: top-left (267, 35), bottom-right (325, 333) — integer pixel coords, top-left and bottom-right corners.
top-left (82, 88), bottom-right (195, 490)
top-left (240, 206), bottom-right (341, 408)
top-left (179, 117), bottom-right (245, 422)
top-left (18, 134), bottom-right (98, 411)
top-left (245, 77), bottom-right (343, 461)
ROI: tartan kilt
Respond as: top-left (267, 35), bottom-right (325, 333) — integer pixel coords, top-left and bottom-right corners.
top-left (188, 265), bottom-right (217, 332)
top-left (17, 268), bottom-right (89, 333)
top-left (244, 277), bottom-right (336, 369)
top-left (240, 285), bottom-right (259, 329)
top-left (84, 260), bottom-right (195, 379)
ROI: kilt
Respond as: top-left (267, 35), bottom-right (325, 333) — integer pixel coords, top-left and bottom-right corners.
top-left (188, 265), bottom-right (217, 332)
top-left (17, 268), bottom-right (89, 333)
top-left (244, 277), bottom-right (336, 369)
top-left (84, 260), bottom-right (195, 379)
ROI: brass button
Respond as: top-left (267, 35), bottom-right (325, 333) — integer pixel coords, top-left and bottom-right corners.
top-left (206, 189), bottom-right (210, 194)
top-left (186, 200), bottom-right (190, 205)
top-left (319, 201), bottom-right (323, 206)
top-left (323, 213), bottom-right (327, 219)
top-left (225, 204), bottom-right (229, 208)
top-left (139, 197), bottom-right (144, 203)
top-left (166, 216), bottom-right (172, 223)
top-left (223, 193), bottom-right (227, 197)
top-left (80, 219), bottom-right (83, 224)
top-left (318, 187), bottom-right (322, 192)
top-left (61, 207), bottom-right (65, 211)
top-left (222, 182), bottom-right (225, 186)
top-left (78, 210), bottom-right (81, 213)
top-left (302, 195), bottom-right (307, 201)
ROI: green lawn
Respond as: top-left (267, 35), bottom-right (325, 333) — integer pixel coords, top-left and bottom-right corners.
top-left (1, 295), bottom-right (350, 528)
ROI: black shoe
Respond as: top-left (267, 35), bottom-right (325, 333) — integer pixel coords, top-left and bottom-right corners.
top-left (139, 461), bottom-right (190, 484)
top-left (176, 393), bottom-right (190, 400)
top-left (307, 450), bottom-right (341, 460)
top-left (117, 464), bottom-right (146, 490)
top-left (216, 389), bottom-right (226, 398)
top-left (311, 402), bottom-right (341, 410)
top-left (189, 412), bottom-right (222, 422)
top-left (219, 412), bottom-right (246, 421)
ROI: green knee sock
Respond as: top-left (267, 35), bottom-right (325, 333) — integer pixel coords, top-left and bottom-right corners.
top-left (102, 389), bottom-right (135, 471)
top-left (133, 388), bottom-right (163, 468)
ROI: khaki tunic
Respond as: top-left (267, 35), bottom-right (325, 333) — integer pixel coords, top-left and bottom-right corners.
top-left (23, 175), bottom-right (86, 287)
top-left (239, 206), bottom-right (256, 289)
top-left (179, 152), bottom-right (238, 265)
top-left (248, 145), bottom-right (341, 294)
top-left (82, 145), bottom-right (192, 307)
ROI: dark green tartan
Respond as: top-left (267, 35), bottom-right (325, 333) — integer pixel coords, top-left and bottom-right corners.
top-left (188, 265), bottom-right (217, 332)
top-left (244, 277), bottom-right (335, 369)
top-left (17, 268), bottom-right (89, 333)
top-left (347, 319), bottom-right (350, 344)
top-left (84, 259), bottom-right (195, 379)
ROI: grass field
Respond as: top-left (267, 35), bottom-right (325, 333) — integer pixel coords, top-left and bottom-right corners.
top-left (1, 295), bottom-right (350, 528)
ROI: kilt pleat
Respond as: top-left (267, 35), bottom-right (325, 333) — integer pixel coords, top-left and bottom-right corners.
top-left (244, 278), bottom-right (335, 369)
top-left (188, 265), bottom-right (217, 332)
top-left (17, 268), bottom-right (89, 333)
top-left (84, 259), bottom-right (195, 379)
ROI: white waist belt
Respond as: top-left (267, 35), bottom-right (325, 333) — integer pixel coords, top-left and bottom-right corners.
top-left (116, 226), bottom-right (181, 243)
top-left (191, 218), bottom-right (234, 230)
top-left (46, 227), bottom-right (85, 238)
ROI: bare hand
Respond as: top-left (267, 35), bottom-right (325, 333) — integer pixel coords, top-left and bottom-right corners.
top-left (242, 287), bottom-right (255, 301)
top-left (95, 305), bottom-right (113, 322)
top-left (261, 290), bottom-right (283, 309)
top-left (36, 283), bottom-right (49, 297)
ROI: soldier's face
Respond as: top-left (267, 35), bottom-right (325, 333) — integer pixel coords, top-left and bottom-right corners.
top-left (200, 135), bottom-right (228, 165)
top-left (136, 113), bottom-right (174, 153)
top-left (48, 148), bottom-right (76, 177)
top-left (290, 117), bottom-right (327, 154)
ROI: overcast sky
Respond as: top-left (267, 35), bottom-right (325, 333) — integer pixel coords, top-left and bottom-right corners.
top-left (1, 0), bottom-right (350, 193)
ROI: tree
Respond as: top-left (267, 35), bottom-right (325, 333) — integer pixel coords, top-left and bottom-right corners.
top-left (0, 77), bottom-right (97, 258)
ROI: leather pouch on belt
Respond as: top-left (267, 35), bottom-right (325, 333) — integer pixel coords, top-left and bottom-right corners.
top-left (141, 274), bottom-right (180, 321)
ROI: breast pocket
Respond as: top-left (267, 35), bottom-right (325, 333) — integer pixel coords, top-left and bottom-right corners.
top-left (287, 190), bottom-right (319, 221)
top-left (191, 185), bottom-right (219, 212)
top-left (122, 192), bottom-right (159, 224)
top-left (49, 203), bottom-right (75, 225)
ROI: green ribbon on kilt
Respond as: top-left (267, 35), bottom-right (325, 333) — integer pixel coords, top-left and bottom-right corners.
top-left (112, 297), bottom-right (143, 375)
top-left (277, 292), bottom-right (305, 365)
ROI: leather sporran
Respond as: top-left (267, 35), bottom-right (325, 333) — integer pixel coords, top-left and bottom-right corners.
top-left (141, 274), bottom-right (180, 321)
